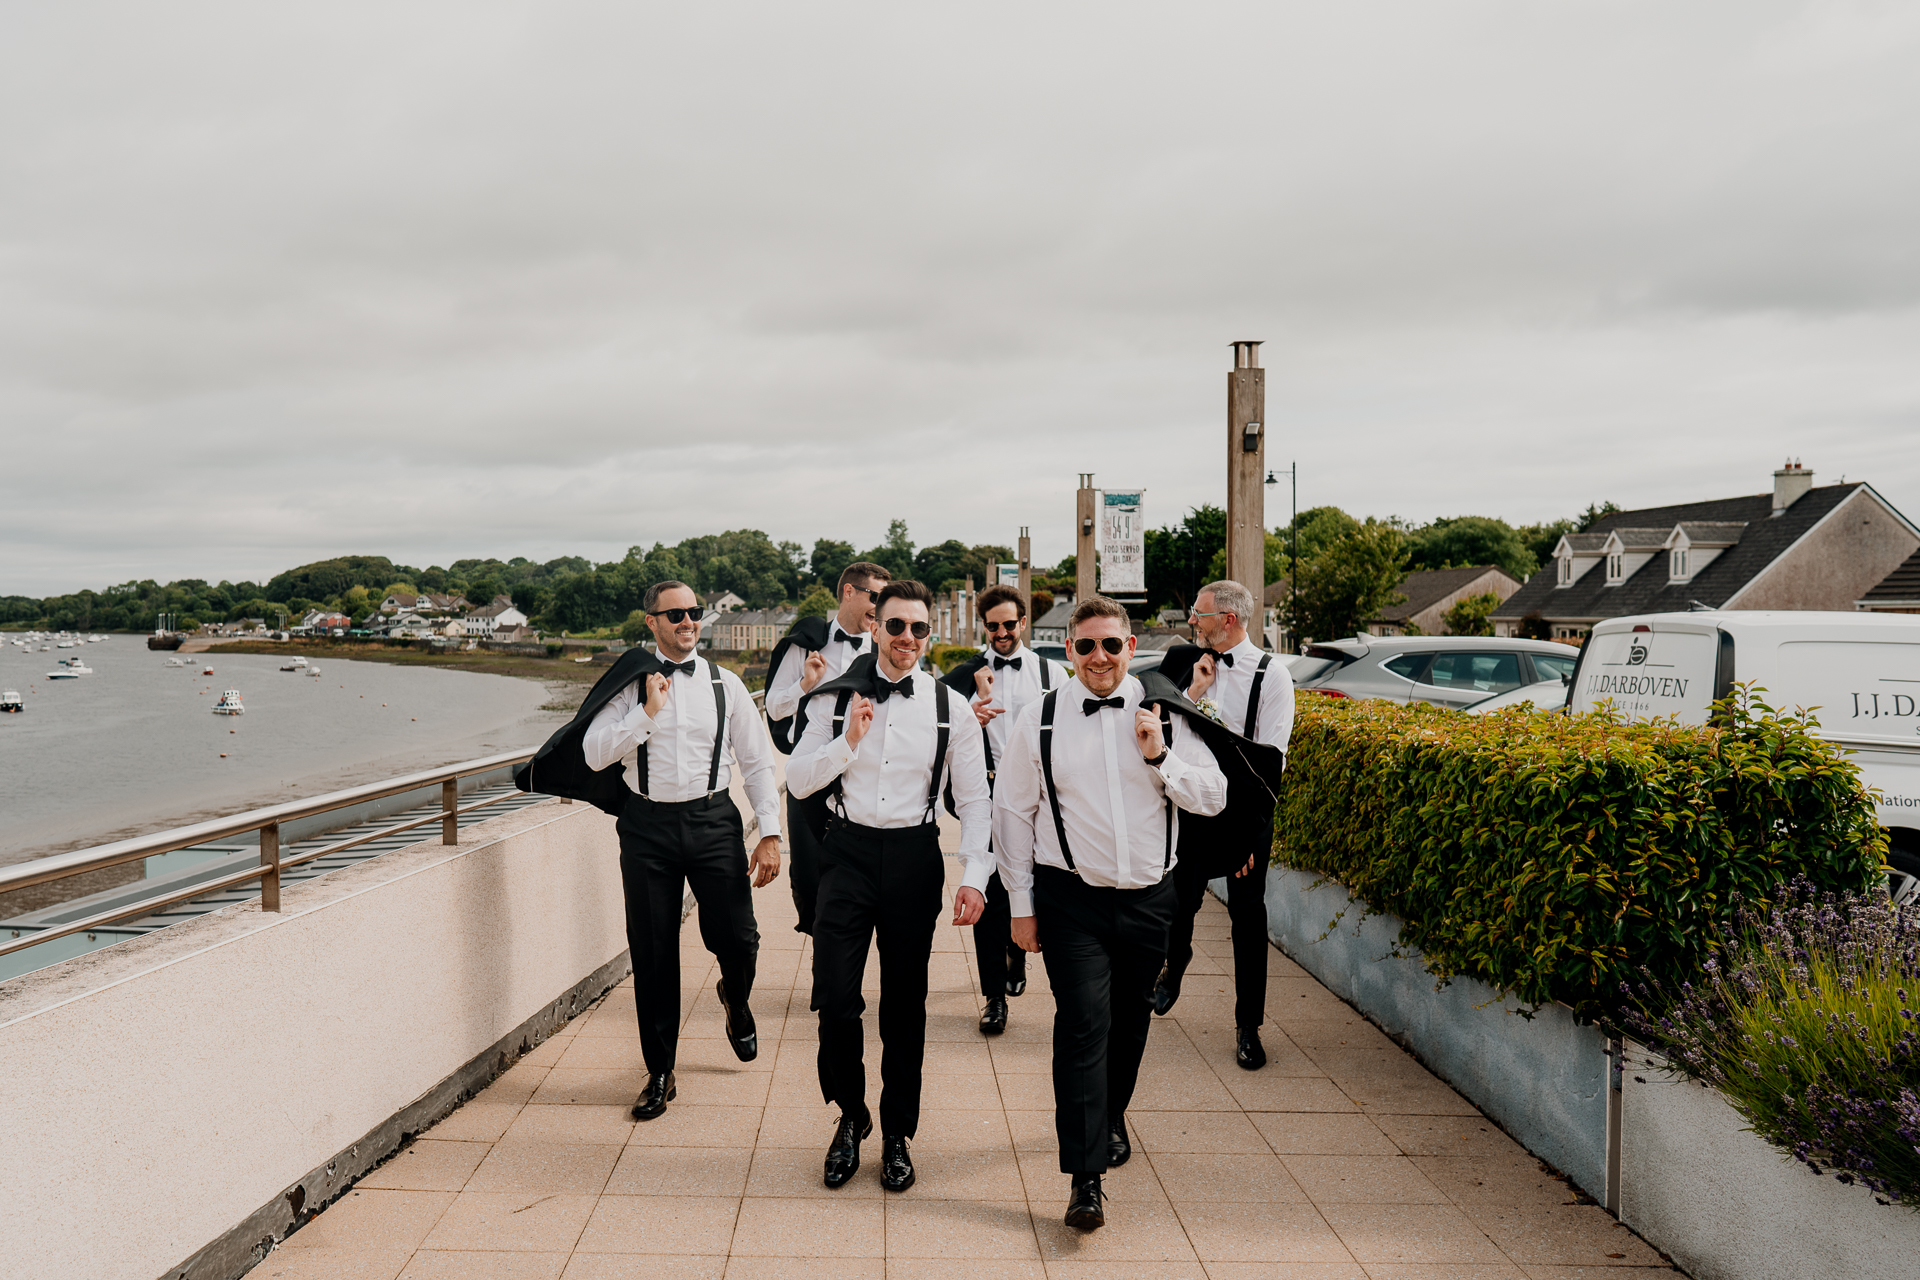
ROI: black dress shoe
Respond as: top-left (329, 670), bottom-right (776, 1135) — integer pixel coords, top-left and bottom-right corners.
top-left (1107, 1115), bottom-right (1131, 1167)
top-left (1152, 965), bottom-right (1180, 1016)
top-left (631, 1071), bottom-right (675, 1121)
top-left (1236, 1025), bottom-right (1267, 1071)
top-left (978, 996), bottom-right (1008, 1036)
top-left (879, 1133), bottom-right (915, 1192)
top-left (716, 977), bottom-right (758, 1062)
top-left (1064, 1174), bottom-right (1106, 1230)
top-left (1005, 948), bottom-right (1027, 996)
top-left (823, 1110), bottom-right (872, 1189)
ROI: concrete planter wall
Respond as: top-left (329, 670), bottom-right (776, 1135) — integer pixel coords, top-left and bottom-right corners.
top-left (1621, 1051), bottom-right (1920, 1280)
top-left (1228, 865), bottom-right (1611, 1199)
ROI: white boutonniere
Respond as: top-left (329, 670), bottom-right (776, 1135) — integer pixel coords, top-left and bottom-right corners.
top-left (1193, 696), bottom-right (1224, 725)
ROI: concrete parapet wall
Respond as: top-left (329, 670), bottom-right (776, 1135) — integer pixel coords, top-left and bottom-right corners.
top-left (1228, 865), bottom-right (1608, 1199)
top-left (1621, 1053), bottom-right (1920, 1280)
top-left (0, 797), bottom-right (627, 1280)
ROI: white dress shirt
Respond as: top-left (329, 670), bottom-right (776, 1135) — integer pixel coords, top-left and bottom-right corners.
top-left (970, 643), bottom-right (1075, 769)
top-left (764, 618), bottom-right (871, 721)
top-left (582, 656), bottom-right (783, 840)
top-left (1201, 637), bottom-right (1296, 749)
top-left (993, 674), bottom-right (1228, 916)
top-left (786, 664), bottom-right (995, 892)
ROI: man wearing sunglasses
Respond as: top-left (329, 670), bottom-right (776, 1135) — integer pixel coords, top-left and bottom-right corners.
top-left (992, 595), bottom-right (1228, 1231)
top-left (1153, 579), bottom-right (1296, 1071)
top-left (788, 579), bottom-right (994, 1194)
top-left (939, 584), bottom-right (1070, 1037)
top-left (578, 581), bottom-right (783, 1121)
top-left (765, 561), bottom-right (892, 935)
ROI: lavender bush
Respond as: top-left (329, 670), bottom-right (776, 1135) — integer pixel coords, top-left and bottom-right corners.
top-left (1621, 878), bottom-right (1920, 1204)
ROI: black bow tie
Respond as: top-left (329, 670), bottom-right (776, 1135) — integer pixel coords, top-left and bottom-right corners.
top-left (1212, 650), bottom-right (1235, 667)
top-left (834, 630), bottom-right (864, 650)
top-left (1083, 696), bottom-right (1127, 716)
top-left (871, 674), bottom-right (915, 702)
top-left (993, 655), bottom-right (1022, 670)
top-left (663, 660), bottom-right (697, 676)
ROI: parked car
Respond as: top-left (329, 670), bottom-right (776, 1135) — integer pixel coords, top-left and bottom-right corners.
top-left (1291, 635), bottom-right (1580, 710)
top-left (1031, 642), bottom-right (1070, 666)
top-left (1566, 610), bottom-right (1920, 901)
top-left (1464, 678), bottom-right (1570, 715)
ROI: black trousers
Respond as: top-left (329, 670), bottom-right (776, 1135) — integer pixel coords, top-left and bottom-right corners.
top-left (617, 793), bottom-right (760, 1077)
top-left (1034, 864), bottom-right (1177, 1176)
top-left (972, 870), bottom-right (1027, 999)
top-left (811, 818), bottom-right (945, 1137)
top-left (1163, 851), bottom-right (1270, 1029)
top-left (787, 791), bottom-right (823, 935)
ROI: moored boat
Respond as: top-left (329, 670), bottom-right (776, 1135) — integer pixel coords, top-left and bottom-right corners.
top-left (1, 690), bottom-right (22, 713)
top-left (212, 689), bottom-right (245, 715)
top-left (147, 632), bottom-right (184, 651)
top-left (280, 656), bottom-right (308, 672)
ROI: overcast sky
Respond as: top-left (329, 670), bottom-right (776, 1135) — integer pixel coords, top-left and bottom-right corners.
top-left (5, 2), bottom-right (1918, 595)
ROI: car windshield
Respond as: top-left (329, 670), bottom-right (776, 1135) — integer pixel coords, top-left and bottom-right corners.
top-left (1425, 651), bottom-right (1525, 694)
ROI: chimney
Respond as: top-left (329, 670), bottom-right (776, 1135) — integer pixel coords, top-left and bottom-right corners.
top-left (1772, 458), bottom-right (1813, 516)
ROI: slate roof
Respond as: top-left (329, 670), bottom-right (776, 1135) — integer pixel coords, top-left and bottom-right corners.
top-left (1862, 547), bottom-right (1920, 604)
top-left (1494, 483), bottom-right (1865, 622)
top-left (1376, 566), bottom-right (1519, 624)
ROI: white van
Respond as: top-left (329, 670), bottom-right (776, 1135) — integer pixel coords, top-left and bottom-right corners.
top-left (1567, 611), bottom-right (1920, 899)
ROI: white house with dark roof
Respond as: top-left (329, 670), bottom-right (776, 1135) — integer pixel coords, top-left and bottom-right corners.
top-left (1493, 461), bottom-right (1920, 641)
top-left (460, 596), bottom-right (528, 638)
top-left (1368, 565), bottom-right (1522, 636)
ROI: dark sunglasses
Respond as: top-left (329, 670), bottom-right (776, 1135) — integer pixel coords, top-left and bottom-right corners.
top-left (882, 617), bottom-right (931, 639)
top-left (847, 586), bottom-right (880, 603)
top-left (983, 619), bottom-right (1021, 633)
top-left (647, 606), bottom-right (704, 624)
top-left (1072, 636), bottom-right (1127, 656)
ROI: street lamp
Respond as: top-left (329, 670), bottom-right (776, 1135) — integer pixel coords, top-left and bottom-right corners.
top-left (1266, 463), bottom-right (1298, 653)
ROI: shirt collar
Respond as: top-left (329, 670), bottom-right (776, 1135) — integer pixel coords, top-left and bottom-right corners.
top-left (1069, 672), bottom-right (1137, 704)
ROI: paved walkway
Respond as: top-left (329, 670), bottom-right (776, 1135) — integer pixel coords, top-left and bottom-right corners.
top-left (265, 846), bottom-right (1677, 1280)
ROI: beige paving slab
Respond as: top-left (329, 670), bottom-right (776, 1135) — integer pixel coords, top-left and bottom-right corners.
top-left (398, 1251), bottom-right (570, 1279)
top-left (572, 1193), bottom-right (740, 1255)
top-left (359, 1141), bottom-right (491, 1192)
top-left (255, 1247), bottom-right (411, 1280)
top-left (419, 1192), bottom-right (597, 1253)
top-left (886, 1197), bottom-right (1041, 1259)
top-left (1461, 1206), bottom-right (1666, 1268)
top-left (1173, 1201), bottom-right (1354, 1263)
top-left (561, 1257), bottom-right (725, 1279)
top-left (283, 1190), bottom-right (455, 1252)
top-left (607, 1144), bottom-right (754, 1197)
top-left (727, 1196), bottom-right (886, 1257)
top-left (1198, 1264), bottom-right (1366, 1280)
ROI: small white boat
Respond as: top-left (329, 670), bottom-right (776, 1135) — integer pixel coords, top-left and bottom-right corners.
top-left (280, 656), bottom-right (308, 672)
top-left (166, 657), bottom-right (189, 667)
top-left (212, 689), bottom-right (245, 715)
top-left (46, 669), bottom-right (78, 680)
top-left (63, 661), bottom-right (93, 675)
top-left (305, 664), bottom-right (322, 676)
top-left (1, 690), bottom-right (22, 713)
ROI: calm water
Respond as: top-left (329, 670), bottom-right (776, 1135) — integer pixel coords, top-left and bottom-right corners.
top-left (0, 637), bottom-right (567, 867)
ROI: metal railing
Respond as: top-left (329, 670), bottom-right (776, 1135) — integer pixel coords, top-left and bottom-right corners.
top-left (0, 749), bottom-right (537, 961)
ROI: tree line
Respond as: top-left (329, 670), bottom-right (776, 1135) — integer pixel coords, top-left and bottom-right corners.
top-left (4, 502), bottom-right (1616, 640)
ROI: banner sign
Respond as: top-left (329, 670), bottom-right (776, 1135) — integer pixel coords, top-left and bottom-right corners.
top-left (995, 562), bottom-right (1020, 589)
top-left (1099, 489), bottom-right (1146, 595)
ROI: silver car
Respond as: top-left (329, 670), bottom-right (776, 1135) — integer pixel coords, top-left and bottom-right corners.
top-left (1293, 636), bottom-right (1579, 709)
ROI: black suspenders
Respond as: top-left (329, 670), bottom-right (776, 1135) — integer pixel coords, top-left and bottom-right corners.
top-left (1037, 688), bottom-right (1174, 876)
top-left (981, 656), bottom-right (1052, 784)
top-left (1245, 653), bottom-right (1272, 741)
top-left (636, 662), bottom-right (729, 800)
top-left (823, 677), bottom-right (949, 825)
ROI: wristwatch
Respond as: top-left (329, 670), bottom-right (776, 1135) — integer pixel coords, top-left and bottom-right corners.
top-left (1142, 750), bottom-right (1168, 769)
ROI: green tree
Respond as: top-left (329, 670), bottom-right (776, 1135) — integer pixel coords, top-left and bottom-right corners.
top-left (860, 519), bottom-right (916, 580)
top-left (795, 585), bottom-right (836, 619)
top-left (1143, 505), bottom-right (1228, 613)
top-left (810, 539), bottom-right (857, 587)
top-left (1442, 591), bottom-right (1500, 637)
top-left (1201, 531), bottom-right (1293, 593)
top-left (1516, 501), bottom-right (1621, 580)
top-left (1286, 519), bottom-right (1409, 643)
top-left (619, 610), bottom-right (651, 645)
top-left (1406, 516), bottom-right (1537, 582)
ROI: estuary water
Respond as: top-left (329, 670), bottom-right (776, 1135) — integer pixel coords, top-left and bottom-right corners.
top-left (0, 637), bottom-right (569, 868)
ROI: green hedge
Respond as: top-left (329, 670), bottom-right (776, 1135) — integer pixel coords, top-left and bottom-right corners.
top-left (930, 644), bottom-right (979, 674)
top-left (1273, 687), bottom-right (1885, 1021)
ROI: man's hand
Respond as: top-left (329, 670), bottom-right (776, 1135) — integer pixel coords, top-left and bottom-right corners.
top-left (973, 667), bottom-right (994, 701)
top-left (952, 886), bottom-right (985, 926)
top-left (800, 649), bottom-right (828, 693)
top-left (750, 836), bottom-right (782, 887)
top-left (971, 698), bottom-right (1005, 728)
top-left (1233, 851), bottom-right (1258, 879)
top-left (643, 672), bottom-right (671, 719)
top-left (843, 694), bottom-right (875, 747)
top-left (1187, 652), bottom-right (1217, 701)
top-left (1134, 707), bottom-right (1164, 760)
top-left (1011, 916), bottom-right (1041, 953)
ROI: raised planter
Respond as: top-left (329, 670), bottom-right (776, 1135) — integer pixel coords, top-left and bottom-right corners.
top-left (1226, 864), bottom-right (1609, 1200)
top-left (1621, 1052), bottom-right (1920, 1280)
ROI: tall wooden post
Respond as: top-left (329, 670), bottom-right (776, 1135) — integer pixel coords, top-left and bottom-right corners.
top-left (1076, 474), bottom-right (1097, 603)
top-left (1017, 527), bottom-right (1032, 606)
top-left (1227, 342), bottom-right (1266, 592)
top-left (964, 576), bottom-right (976, 645)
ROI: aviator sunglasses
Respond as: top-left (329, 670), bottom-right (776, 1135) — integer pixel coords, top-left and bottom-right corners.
top-left (1072, 636), bottom-right (1128, 656)
top-left (646, 606), bottom-right (705, 624)
top-left (983, 619), bottom-right (1020, 633)
top-left (881, 617), bottom-right (932, 639)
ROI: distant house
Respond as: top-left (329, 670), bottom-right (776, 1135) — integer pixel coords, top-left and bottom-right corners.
top-left (1491, 462), bottom-right (1920, 641)
top-left (379, 592), bottom-right (470, 616)
top-left (1031, 599), bottom-right (1075, 646)
top-left (702, 590), bottom-right (747, 614)
top-left (492, 623), bottom-right (541, 644)
top-left (387, 612), bottom-right (439, 639)
top-left (1368, 566), bottom-right (1522, 637)
top-left (1858, 548), bottom-right (1920, 614)
top-left (708, 608), bottom-right (795, 652)
top-left (297, 610), bottom-right (352, 635)
top-left (461, 596), bottom-right (529, 638)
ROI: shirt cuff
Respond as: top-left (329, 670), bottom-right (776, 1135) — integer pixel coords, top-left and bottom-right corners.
top-left (623, 705), bottom-right (658, 738)
top-left (1156, 751), bottom-right (1190, 786)
top-left (754, 806), bottom-right (783, 842)
top-left (827, 733), bottom-right (859, 767)
top-left (959, 856), bottom-right (993, 894)
top-left (1009, 889), bottom-right (1035, 917)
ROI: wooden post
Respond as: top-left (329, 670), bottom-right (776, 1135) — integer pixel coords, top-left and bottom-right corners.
top-left (1017, 527), bottom-right (1032, 607)
top-left (1076, 474), bottom-right (1097, 604)
top-left (964, 576), bottom-right (976, 645)
top-left (259, 823), bottom-right (280, 913)
top-left (442, 779), bottom-right (459, 845)
top-left (1227, 342), bottom-right (1267, 593)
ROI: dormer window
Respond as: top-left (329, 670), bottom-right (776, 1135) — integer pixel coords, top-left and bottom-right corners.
top-left (1670, 548), bottom-right (1688, 581)
top-left (1557, 555), bottom-right (1573, 586)
top-left (1606, 552), bottom-right (1624, 584)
